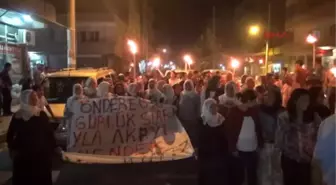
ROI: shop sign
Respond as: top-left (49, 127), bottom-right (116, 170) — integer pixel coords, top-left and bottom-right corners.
top-left (0, 44), bottom-right (21, 54)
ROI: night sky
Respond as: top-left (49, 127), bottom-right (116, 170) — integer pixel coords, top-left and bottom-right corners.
top-left (49, 0), bottom-right (241, 50)
top-left (150, 0), bottom-right (240, 49)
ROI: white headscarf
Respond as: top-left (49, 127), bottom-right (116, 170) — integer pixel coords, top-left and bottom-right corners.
top-left (146, 79), bottom-right (165, 103)
top-left (182, 80), bottom-right (196, 97)
top-left (84, 77), bottom-right (97, 97)
top-left (157, 80), bottom-right (166, 92)
top-left (18, 89), bottom-right (41, 121)
top-left (201, 98), bottom-right (225, 127)
top-left (218, 81), bottom-right (241, 105)
top-left (162, 84), bottom-right (174, 104)
top-left (97, 81), bottom-right (111, 98)
top-left (65, 84), bottom-right (85, 114)
top-left (127, 83), bottom-right (138, 97)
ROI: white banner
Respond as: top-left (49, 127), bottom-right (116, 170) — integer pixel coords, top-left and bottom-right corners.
top-left (63, 96), bottom-right (194, 164)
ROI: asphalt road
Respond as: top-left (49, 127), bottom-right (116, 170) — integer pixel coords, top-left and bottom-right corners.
top-left (0, 142), bottom-right (198, 185)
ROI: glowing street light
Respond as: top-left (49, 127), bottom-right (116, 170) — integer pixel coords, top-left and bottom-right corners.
top-left (183, 54), bottom-right (193, 70)
top-left (127, 40), bottom-right (138, 54)
top-left (127, 39), bottom-right (138, 78)
top-left (306, 34), bottom-right (317, 44)
top-left (248, 24), bottom-right (269, 74)
top-left (248, 25), bottom-right (260, 36)
top-left (306, 34), bottom-right (318, 68)
top-left (162, 48), bottom-right (167, 53)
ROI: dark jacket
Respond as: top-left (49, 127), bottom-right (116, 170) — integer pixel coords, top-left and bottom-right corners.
top-left (219, 105), bottom-right (264, 153)
top-left (0, 70), bottom-right (12, 88)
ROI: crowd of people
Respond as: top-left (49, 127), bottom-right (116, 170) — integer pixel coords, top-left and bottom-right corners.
top-left (3, 59), bottom-right (336, 185)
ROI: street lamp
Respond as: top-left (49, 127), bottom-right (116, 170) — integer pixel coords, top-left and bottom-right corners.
top-left (248, 24), bottom-right (269, 74)
top-left (306, 34), bottom-right (318, 68)
top-left (127, 40), bottom-right (138, 78)
top-left (231, 58), bottom-right (240, 75)
top-left (183, 54), bottom-right (193, 70)
top-left (248, 25), bottom-right (260, 36)
top-left (162, 48), bottom-right (167, 53)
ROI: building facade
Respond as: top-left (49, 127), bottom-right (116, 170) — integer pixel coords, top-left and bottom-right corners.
top-left (56, 0), bottom-right (153, 72)
top-left (233, 0), bottom-right (287, 74)
top-left (0, 0), bottom-right (68, 82)
top-left (281, 0), bottom-right (336, 71)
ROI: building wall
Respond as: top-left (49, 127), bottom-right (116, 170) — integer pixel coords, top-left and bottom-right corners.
top-left (1, 0), bottom-right (56, 22)
top-left (282, 0), bottom-right (335, 70)
top-left (58, 13), bottom-right (118, 69)
top-left (0, 1), bottom-right (68, 70)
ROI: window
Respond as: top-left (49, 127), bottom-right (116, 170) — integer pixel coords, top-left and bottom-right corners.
top-left (330, 24), bottom-right (335, 36)
top-left (80, 31), bottom-right (86, 42)
top-left (88, 32), bottom-right (95, 41)
top-left (79, 31), bottom-right (99, 42)
top-left (93, 31), bottom-right (99, 42)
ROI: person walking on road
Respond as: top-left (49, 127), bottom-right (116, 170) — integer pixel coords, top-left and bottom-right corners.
top-left (6, 89), bottom-right (59, 185)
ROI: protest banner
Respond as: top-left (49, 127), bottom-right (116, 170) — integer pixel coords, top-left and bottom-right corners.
top-left (63, 96), bottom-right (194, 164)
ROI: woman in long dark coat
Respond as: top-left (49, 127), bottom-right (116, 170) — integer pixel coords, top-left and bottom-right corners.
top-left (198, 98), bottom-right (228, 185)
top-left (7, 89), bottom-right (58, 185)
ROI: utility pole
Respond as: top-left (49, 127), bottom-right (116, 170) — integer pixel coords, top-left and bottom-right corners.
top-left (68, 0), bottom-right (76, 68)
top-left (212, 6), bottom-right (216, 69)
top-left (264, 2), bottom-right (271, 74)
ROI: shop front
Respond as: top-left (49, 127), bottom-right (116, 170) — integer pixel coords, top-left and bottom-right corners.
top-left (0, 7), bottom-right (50, 76)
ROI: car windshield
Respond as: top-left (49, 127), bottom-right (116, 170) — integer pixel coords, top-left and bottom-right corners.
top-left (47, 77), bottom-right (88, 103)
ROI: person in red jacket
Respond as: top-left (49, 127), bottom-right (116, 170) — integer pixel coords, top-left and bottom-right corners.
top-left (222, 89), bottom-right (264, 185)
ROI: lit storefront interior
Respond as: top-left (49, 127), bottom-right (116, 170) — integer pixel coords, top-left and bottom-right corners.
top-left (0, 8), bottom-right (46, 82)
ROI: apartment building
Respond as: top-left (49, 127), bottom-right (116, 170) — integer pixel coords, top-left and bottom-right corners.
top-left (281, 0), bottom-right (335, 70)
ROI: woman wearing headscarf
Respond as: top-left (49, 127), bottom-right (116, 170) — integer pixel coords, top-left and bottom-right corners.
top-left (64, 83), bottom-right (86, 118)
top-left (84, 77), bottom-right (98, 98)
top-left (7, 90), bottom-right (58, 185)
top-left (258, 86), bottom-right (284, 185)
top-left (218, 81), bottom-right (241, 106)
top-left (97, 81), bottom-right (112, 98)
top-left (201, 75), bottom-right (221, 106)
top-left (178, 80), bottom-right (201, 146)
top-left (157, 80), bottom-right (166, 93)
top-left (114, 82), bottom-right (127, 96)
top-left (161, 84), bottom-right (174, 105)
top-left (127, 83), bottom-right (137, 97)
top-left (198, 98), bottom-right (228, 185)
top-left (145, 79), bottom-right (165, 103)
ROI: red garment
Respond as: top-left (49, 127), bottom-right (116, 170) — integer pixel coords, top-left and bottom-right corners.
top-left (218, 105), bottom-right (264, 153)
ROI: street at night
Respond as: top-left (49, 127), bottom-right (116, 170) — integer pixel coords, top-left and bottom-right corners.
top-left (0, 0), bottom-right (335, 185)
